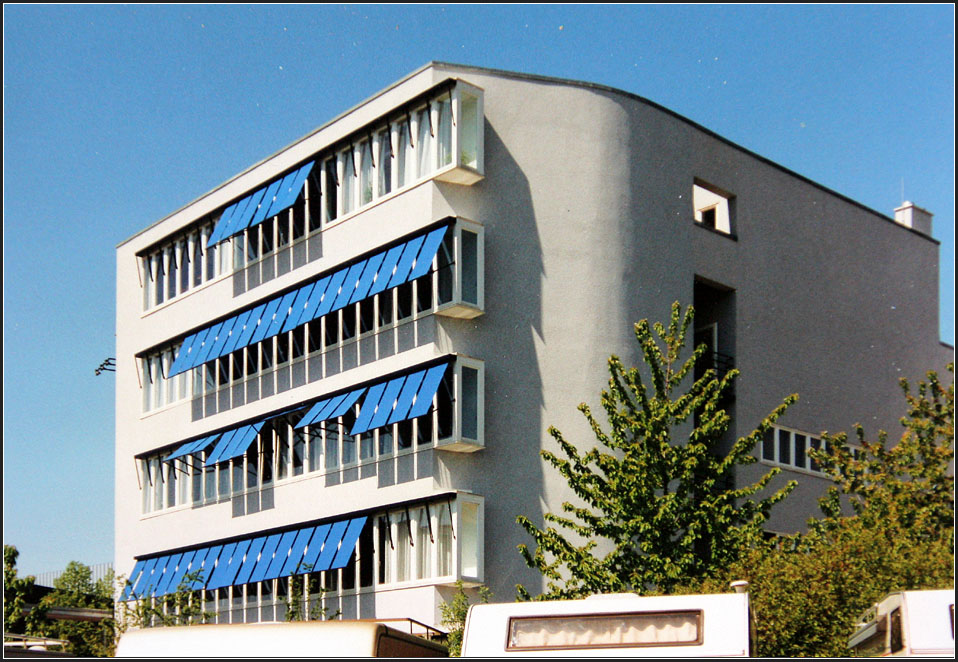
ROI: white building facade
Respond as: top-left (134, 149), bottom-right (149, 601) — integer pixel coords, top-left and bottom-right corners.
top-left (115, 63), bottom-right (950, 629)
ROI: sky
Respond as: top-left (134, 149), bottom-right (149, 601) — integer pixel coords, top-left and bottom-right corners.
top-left (3, 4), bottom-right (954, 579)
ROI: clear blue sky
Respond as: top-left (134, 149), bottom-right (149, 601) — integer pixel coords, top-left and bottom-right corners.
top-left (3, 5), bottom-right (954, 578)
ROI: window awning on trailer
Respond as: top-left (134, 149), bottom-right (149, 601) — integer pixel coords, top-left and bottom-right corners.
top-left (122, 516), bottom-right (367, 600)
top-left (168, 225), bottom-right (449, 377)
top-left (207, 162), bottom-right (315, 247)
top-left (294, 363), bottom-right (448, 435)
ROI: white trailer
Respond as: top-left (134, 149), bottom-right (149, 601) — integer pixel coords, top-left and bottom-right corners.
top-left (847, 589), bottom-right (955, 657)
top-left (460, 587), bottom-right (752, 657)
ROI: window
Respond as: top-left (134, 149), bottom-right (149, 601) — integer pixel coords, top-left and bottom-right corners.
top-left (141, 345), bottom-right (189, 413)
top-left (761, 425), bottom-right (836, 474)
top-left (139, 217), bottom-right (232, 312)
top-left (693, 181), bottom-right (733, 235)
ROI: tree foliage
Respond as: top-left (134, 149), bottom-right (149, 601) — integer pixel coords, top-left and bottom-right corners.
top-left (685, 364), bottom-right (955, 657)
top-left (3, 545), bottom-right (37, 636)
top-left (516, 303), bottom-right (797, 599)
top-left (438, 581), bottom-right (492, 657)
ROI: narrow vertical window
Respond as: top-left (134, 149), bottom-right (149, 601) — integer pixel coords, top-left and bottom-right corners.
top-left (459, 91), bottom-right (480, 170)
top-left (415, 507), bottom-right (432, 579)
top-left (437, 505), bottom-right (453, 576)
top-left (359, 140), bottom-right (373, 205)
top-left (308, 425), bottom-right (322, 472)
top-left (438, 96), bottom-right (453, 168)
top-left (246, 442), bottom-right (259, 489)
top-left (778, 429), bottom-right (791, 466)
top-left (292, 426), bottom-right (305, 477)
top-left (417, 107), bottom-right (433, 178)
top-left (323, 158), bottom-right (337, 223)
top-left (192, 233), bottom-right (203, 287)
top-left (461, 501), bottom-right (480, 578)
top-left (276, 423), bottom-right (289, 481)
top-left (179, 239), bottom-right (190, 294)
top-left (341, 410), bottom-right (357, 465)
top-left (341, 150), bottom-right (355, 216)
top-left (462, 366), bottom-right (479, 440)
top-left (261, 432), bottom-right (274, 486)
top-left (325, 422), bottom-right (339, 469)
top-left (395, 511), bottom-right (411, 582)
top-left (794, 433), bottom-right (807, 470)
top-left (461, 228), bottom-right (479, 305)
top-left (377, 128), bottom-right (392, 197)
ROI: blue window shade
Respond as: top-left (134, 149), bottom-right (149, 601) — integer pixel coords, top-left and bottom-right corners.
top-left (263, 531), bottom-right (299, 581)
top-left (350, 253), bottom-right (386, 304)
top-left (130, 557), bottom-right (159, 599)
top-left (124, 516), bottom-right (368, 601)
top-left (350, 382), bottom-right (388, 434)
top-left (248, 534), bottom-right (283, 584)
top-left (151, 553), bottom-right (184, 596)
top-left (408, 364), bottom-right (448, 419)
top-left (248, 180), bottom-right (284, 229)
top-left (205, 542), bottom-right (239, 590)
top-left (162, 550), bottom-right (197, 595)
top-left (332, 517), bottom-right (367, 568)
top-left (207, 163), bottom-right (314, 247)
top-left (366, 377), bottom-right (406, 430)
top-left (368, 245), bottom-right (406, 297)
top-left (165, 225), bottom-right (449, 377)
top-left (387, 236), bottom-right (426, 289)
top-left (267, 163), bottom-right (313, 218)
top-left (408, 227), bottom-right (448, 280)
top-left (121, 560), bottom-right (146, 600)
top-left (203, 428), bottom-right (240, 467)
top-left (281, 283), bottom-right (316, 334)
top-left (279, 528), bottom-right (315, 577)
top-left (221, 309), bottom-right (255, 356)
top-left (388, 371), bottom-right (426, 424)
top-left (313, 521), bottom-right (349, 572)
top-left (299, 524), bottom-right (331, 571)
top-left (164, 433), bottom-right (220, 462)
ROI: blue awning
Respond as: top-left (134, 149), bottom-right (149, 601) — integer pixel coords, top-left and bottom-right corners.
top-left (124, 516), bottom-right (368, 600)
top-left (207, 162), bottom-right (314, 247)
top-left (292, 363), bottom-right (448, 436)
top-left (168, 225), bottom-right (449, 378)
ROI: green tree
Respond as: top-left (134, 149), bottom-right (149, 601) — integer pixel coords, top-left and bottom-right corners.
top-left (685, 365), bottom-right (955, 657)
top-left (32, 562), bottom-right (116, 657)
top-left (516, 303), bottom-right (797, 599)
top-left (3, 545), bottom-right (38, 636)
top-left (439, 581), bottom-right (492, 657)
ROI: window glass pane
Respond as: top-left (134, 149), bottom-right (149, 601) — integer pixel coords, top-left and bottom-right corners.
top-left (379, 425), bottom-right (394, 456)
top-left (325, 426), bottom-right (339, 469)
top-left (809, 437), bottom-right (821, 472)
top-left (377, 129), bottom-right (392, 197)
top-left (341, 151), bottom-right (354, 215)
top-left (141, 460), bottom-right (151, 513)
top-left (218, 237), bottom-right (231, 274)
top-left (247, 443), bottom-right (259, 489)
top-left (276, 333), bottom-right (289, 366)
top-left (462, 229), bottom-right (479, 305)
top-left (437, 505), bottom-right (453, 576)
top-left (277, 216), bottom-right (290, 248)
top-left (276, 424), bottom-right (289, 481)
top-left (396, 513), bottom-right (411, 582)
top-left (462, 366), bottom-right (479, 440)
top-left (360, 431), bottom-right (374, 462)
top-left (261, 218), bottom-right (274, 255)
top-left (233, 233), bottom-right (246, 269)
top-left (179, 241), bottom-right (190, 293)
top-left (460, 92), bottom-right (480, 170)
top-left (292, 327), bottom-right (305, 360)
top-left (360, 141), bottom-right (373, 205)
top-left (206, 241), bottom-right (217, 281)
top-left (360, 298), bottom-right (375, 335)
top-left (416, 275), bottom-right (432, 313)
top-left (378, 292), bottom-right (393, 328)
top-left (193, 237), bottom-right (203, 286)
top-left (166, 461), bottom-right (176, 508)
top-left (262, 433), bottom-right (274, 485)
top-left (399, 119), bottom-right (415, 187)
top-left (398, 419), bottom-right (413, 451)
top-left (438, 232), bottom-right (454, 304)
top-left (461, 501), bottom-right (479, 577)
top-left (233, 456), bottom-right (244, 495)
top-left (437, 372), bottom-right (453, 439)
top-left (192, 455), bottom-right (203, 503)
top-left (204, 455), bottom-right (216, 501)
top-left (778, 429), bottom-right (791, 465)
top-left (416, 415), bottom-right (433, 447)
top-left (308, 426), bottom-right (322, 472)
top-left (794, 433), bottom-right (807, 470)
top-left (341, 411), bottom-right (356, 464)
top-left (396, 282), bottom-right (413, 320)
top-left (762, 428), bottom-right (774, 461)
top-left (378, 516), bottom-right (390, 584)
top-left (417, 107), bottom-right (433, 177)
top-left (154, 254), bottom-right (165, 305)
top-left (342, 307), bottom-right (356, 342)
top-left (292, 428), bottom-right (305, 476)
top-left (324, 158), bottom-right (337, 222)
top-left (438, 97), bottom-right (453, 167)
top-left (416, 508), bottom-right (431, 579)
top-left (218, 461), bottom-right (230, 498)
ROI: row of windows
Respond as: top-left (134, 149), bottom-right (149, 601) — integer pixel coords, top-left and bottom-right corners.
top-left (138, 82), bottom-right (484, 311)
top-left (128, 498), bottom-right (482, 626)
top-left (140, 360), bottom-right (483, 515)
top-left (761, 425), bottom-right (826, 474)
top-left (141, 223), bottom-right (483, 416)
top-left (141, 220), bottom-right (233, 311)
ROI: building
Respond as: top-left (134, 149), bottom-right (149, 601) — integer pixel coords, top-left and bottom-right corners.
top-left (114, 62), bottom-right (951, 629)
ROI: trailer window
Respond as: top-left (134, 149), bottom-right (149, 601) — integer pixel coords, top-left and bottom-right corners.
top-left (507, 610), bottom-right (701, 650)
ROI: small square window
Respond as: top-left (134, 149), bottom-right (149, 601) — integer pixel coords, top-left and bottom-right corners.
top-left (693, 181), bottom-right (733, 235)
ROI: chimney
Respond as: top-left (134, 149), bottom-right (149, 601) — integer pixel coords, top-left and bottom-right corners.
top-left (894, 202), bottom-right (933, 235)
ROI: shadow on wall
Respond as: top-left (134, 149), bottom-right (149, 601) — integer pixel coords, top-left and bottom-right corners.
top-left (436, 121), bottom-right (547, 600)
